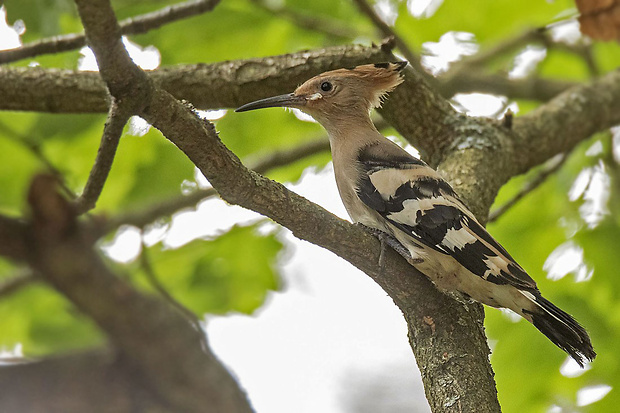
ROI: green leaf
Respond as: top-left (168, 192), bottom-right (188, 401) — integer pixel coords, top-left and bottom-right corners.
top-left (132, 0), bottom-right (335, 65)
top-left (0, 136), bottom-right (42, 214)
top-left (0, 258), bottom-right (16, 279)
top-left (139, 224), bottom-right (283, 315)
top-left (3, 0), bottom-right (76, 41)
top-left (487, 137), bottom-right (618, 412)
top-left (539, 50), bottom-right (591, 81)
top-left (218, 108), bottom-right (324, 160)
top-left (593, 42), bottom-right (620, 73)
top-left (266, 150), bottom-right (332, 184)
top-left (0, 283), bottom-right (102, 355)
top-left (101, 127), bottom-right (195, 211)
top-left (0, 112), bottom-right (48, 214)
top-left (40, 119), bottom-right (194, 213)
top-left (396, 0), bottom-right (572, 49)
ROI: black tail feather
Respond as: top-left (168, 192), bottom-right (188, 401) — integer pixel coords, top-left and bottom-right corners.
top-left (526, 294), bottom-right (596, 367)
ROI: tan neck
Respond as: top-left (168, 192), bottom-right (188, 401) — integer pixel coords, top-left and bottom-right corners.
top-left (321, 114), bottom-right (382, 152)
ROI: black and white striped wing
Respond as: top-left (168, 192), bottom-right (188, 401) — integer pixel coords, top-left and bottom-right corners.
top-left (356, 155), bottom-right (537, 291)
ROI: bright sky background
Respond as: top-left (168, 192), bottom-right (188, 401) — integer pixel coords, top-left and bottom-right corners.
top-left (0, 3), bottom-right (615, 411)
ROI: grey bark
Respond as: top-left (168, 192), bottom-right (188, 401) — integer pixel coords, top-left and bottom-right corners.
top-left (0, 49), bottom-right (578, 113)
top-left (0, 0), bottom-right (619, 411)
top-left (0, 174), bottom-right (254, 413)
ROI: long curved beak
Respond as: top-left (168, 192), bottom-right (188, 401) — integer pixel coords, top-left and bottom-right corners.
top-left (235, 93), bottom-right (306, 112)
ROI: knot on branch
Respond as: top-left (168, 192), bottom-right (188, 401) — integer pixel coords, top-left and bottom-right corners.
top-left (28, 174), bottom-right (78, 242)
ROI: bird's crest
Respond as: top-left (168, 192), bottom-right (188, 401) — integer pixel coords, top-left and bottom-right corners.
top-left (346, 62), bottom-right (407, 108)
top-left (235, 61), bottom-right (407, 119)
top-left (301, 61), bottom-right (407, 109)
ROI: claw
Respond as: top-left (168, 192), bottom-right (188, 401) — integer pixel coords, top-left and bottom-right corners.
top-left (356, 223), bottom-right (413, 272)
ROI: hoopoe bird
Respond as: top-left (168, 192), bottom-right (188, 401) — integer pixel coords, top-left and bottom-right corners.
top-left (236, 61), bottom-right (595, 366)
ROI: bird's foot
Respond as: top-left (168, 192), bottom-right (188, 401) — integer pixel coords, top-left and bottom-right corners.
top-left (356, 224), bottom-right (414, 271)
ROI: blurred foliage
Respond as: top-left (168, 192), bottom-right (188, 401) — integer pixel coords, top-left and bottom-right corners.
top-left (487, 134), bottom-right (620, 412)
top-left (0, 281), bottom-right (103, 354)
top-left (1, 0), bottom-right (620, 411)
top-left (0, 223), bottom-right (282, 354)
top-left (135, 224), bottom-right (282, 315)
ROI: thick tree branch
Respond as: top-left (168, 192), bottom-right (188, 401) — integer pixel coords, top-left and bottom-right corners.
top-left (0, 0), bottom-right (221, 64)
top-left (23, 173), bottom-right (253, 412)
top-left (67, 0), bottom-right (501, 408)
top-left (74, 1), bottom-right (150, 99)
top-left (0, 215), bottom-right (29, 262)
top-left (513, 69), bottom-right (620, 175)
top-left (0, 350), bottom-right (164, 412)
top-left (4, 0), bottom-right (618, 409)
top-left (142, 86), bottom-right (501, 412)
top-left (0, 48), bottom-right (577, 114)
top-left (0, 67), bottom-right (110, 112)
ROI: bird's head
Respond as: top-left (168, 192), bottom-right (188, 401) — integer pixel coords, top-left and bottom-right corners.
top-left (236, 61), bottom-right (407, 125)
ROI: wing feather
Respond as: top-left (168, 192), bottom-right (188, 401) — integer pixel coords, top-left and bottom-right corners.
top-left (355, 150), bottom-right (537, 291)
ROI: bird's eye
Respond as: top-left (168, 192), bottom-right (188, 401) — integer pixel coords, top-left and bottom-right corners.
top-left (320, 81), bottom-right (333, 92)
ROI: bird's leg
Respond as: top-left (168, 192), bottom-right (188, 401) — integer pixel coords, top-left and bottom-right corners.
top-left (356, 224), bottom-right (415, 270)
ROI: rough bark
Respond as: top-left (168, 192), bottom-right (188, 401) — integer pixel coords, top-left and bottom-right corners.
top-left (140, 77), bottom-right (503, 412)
top-left (0, 174), bottom-right (254, 413)
top-left (0, 51), bottom-right (578, 113)
top-left (1, 0), bottom-right (619, 411)
top-left (0, 215), bottom-right (29, 261)
top-left (0, 350), bottom-right (187, 413)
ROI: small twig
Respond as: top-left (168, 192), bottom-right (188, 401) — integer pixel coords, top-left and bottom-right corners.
top-left (246, 134), bottom-right (332, 174)
top-left (249, 0), bottom-right (357, 40)
top-left (74, 101), bottom-right (130, 214)
top-left (549, 41), bottom-right (600, 78)
top-left (580, 45), bottom-right (600, 78)
top-left (0, 271), bottom-right (38, 300)
top-left (0, 120), bottom-right (75, 199)
top-left (438, 71), bottom-right (578, 101)
top-left (351, 0), bottom-right (425, 76)
top-left (0, 0), bottom-right (221, 64)
top-left (501, 109), bottom-right (513, 129)
top-left (445, 24), bottom-right (600, 89)
top-left (451, 28), bottom-right (546, 71)
top-left (139, 241), bottom-right (206, 348)
top-left (25, 170), bottom-right (251, 410)
top-left (488, 153), bottom-right (568, 223)
top-left (536, 33), bottom-right (600, 78)
top-left (105, 187), bottom-right (216, 231)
